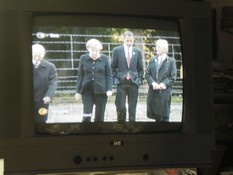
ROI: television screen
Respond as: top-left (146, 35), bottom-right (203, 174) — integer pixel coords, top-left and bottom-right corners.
top-left (32, 15), bottom-right (183, 135)
top-left (0, 0), bottom-right (215, 173)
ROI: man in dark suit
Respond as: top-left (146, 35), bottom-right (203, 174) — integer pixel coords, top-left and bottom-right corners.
top-left (145, 39), bottom-right (177, 122)
top-left (32, 44), bottom-right (58, 123)
top-left (111, 31), bottom-right (144, 122)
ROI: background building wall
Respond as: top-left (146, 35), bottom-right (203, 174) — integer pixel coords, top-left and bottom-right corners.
top-left (210, 0), bottom-right (233, 66)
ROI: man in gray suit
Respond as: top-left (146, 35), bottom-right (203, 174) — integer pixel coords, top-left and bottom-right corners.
top-left (32, 44), bottom-right (58, 123)
top-left (111, 31), bottom-right (144, 122)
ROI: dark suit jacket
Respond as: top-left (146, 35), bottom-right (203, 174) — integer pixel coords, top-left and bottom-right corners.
top-left (145, 55), bottom-right (177, 93)
top-left (111, 45), bottom-right (144, 86)
top-left (76, 54), bottom-right (112, 94)
top-left (145, 55), bottom-right (177, 119)
top-left (33, 59), bottom-right (57, 121)
top-left (33, 59), bottom-right (58, 102)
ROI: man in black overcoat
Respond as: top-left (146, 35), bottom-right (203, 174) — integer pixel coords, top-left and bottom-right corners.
top-left (32, 44), bottom-right (58, 123)
top-left (145, 39), bottom-right (177, 122)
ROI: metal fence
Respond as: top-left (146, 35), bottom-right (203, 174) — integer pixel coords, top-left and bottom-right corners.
top-left (32, 33), bottom-right (183, 97)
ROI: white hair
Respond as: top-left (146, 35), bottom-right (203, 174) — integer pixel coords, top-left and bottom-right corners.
top-left (86, 38), bottom-right (103, 50)
top-left (32, 44), bottom-right (46, 56)
top-left (156, 39), bottom-right (169, 53)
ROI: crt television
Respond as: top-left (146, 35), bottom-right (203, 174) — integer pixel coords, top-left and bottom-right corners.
top-left (0, 0), bottom-right (215, 174)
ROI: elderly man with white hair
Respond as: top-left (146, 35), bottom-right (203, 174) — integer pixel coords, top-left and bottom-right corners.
top-left (32, 43), bottom-right (58, 123)
top-left (145, 39), bottom-right (177, 122)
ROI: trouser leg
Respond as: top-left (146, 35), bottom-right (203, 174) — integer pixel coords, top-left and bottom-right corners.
top-left (82, 94), bottom-right (94, 122)
top-left (94, 94), bottom-right (107, 122)
top-left (115, 83), bottom-right (127, 122)
top-left (127, 83), bottom-right (139, 122)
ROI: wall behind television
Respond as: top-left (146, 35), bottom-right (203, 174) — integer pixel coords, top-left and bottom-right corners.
top-left (210, 0), bottom-right (233, 66)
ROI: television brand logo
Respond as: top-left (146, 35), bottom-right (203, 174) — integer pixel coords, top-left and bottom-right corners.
top-left (110, 140), bottom-right (124, 146)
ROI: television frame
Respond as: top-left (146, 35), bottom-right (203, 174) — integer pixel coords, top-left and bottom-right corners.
top-left (32, 14), bottom-right (183, 135)
top-left (0, 0), bottom-right (215, 174)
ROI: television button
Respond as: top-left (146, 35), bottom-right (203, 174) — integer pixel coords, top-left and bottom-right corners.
top-left (102, 156), bottom-right (107, 161)
top-left (93, 156), bottom-right (98, 161)
top-left (73, 155), bottom-right (82, 165)
top-left (143, 154), bottom-right (150, 161)
top-left (109, 156), bottom-right (114, 161)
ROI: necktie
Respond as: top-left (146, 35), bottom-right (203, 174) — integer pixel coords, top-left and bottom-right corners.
top-left (127, 48), bottom-right (131, 68)
top-left (126, 48), bottom-right (131, 80)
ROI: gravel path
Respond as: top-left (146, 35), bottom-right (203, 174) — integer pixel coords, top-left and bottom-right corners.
top-left (47, 99), bottom-right (182, 123)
